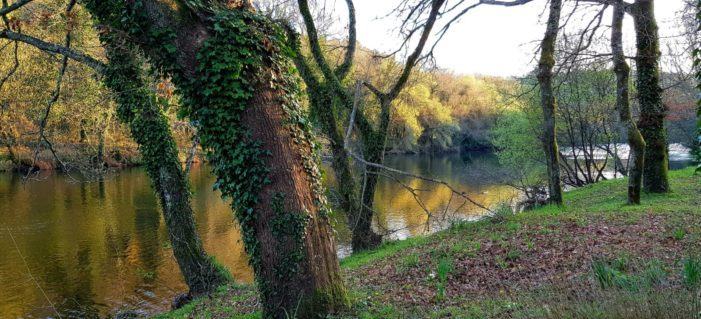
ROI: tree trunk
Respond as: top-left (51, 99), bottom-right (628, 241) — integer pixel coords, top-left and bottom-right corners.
top-left (99, 36), bottom-right (228, 296)
top-left (611, 1), bottom-right (646, 204)
top-left (633, 0), bottom-right (670, 193)
top-left (310, 85), bottom-right (380, 251)
top-left (354, 99), bottom-right (394, 250)
top-left (243, 82), bottom-right (347, 317)
top-left (85, 2), bottom-right (347, 317)
top-left (536, 0), bottom-right (564, 205)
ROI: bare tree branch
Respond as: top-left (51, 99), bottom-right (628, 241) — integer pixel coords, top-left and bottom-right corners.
top-left (0, 29), bottom-right (106, 73)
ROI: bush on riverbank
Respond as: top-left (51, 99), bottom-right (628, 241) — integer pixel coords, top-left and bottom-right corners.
top-left (153, 167), bottom-right (700, 319)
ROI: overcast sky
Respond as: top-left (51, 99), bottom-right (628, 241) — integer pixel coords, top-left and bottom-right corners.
top-left (335, 0), bottom-right (690, 77)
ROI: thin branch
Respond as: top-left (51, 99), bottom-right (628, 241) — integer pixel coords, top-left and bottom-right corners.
top-left (0, 0), bottom-right (32, 16)
top-left (0, 29), bottom-right (106, 73)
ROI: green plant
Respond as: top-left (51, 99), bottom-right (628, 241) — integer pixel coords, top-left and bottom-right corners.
top-left (672, 228), bottom-right (687, 241)
top-left (136, 267), bottom-right (156, 280)
top-left (435, 258), bottom-right (453, 301)
top-left (489, 203), bottom-right (514, 224)
top-left (682, 258), bottom-right (701, 288)
top-left (506, 249), bottom-right (521, 261)
top-left (398, 253), bottom-right (420, 272)
top-left (641, 259), bottom-right (667, 288)
top-left (592, 259), bottom-right (635, 291)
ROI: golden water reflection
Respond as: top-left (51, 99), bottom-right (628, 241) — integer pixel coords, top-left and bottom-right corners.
top-left (0, 153), bottom-right (513, 318)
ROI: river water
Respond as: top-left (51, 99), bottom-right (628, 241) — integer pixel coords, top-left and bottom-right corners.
top-left (0, 153), bottom-right (520, 318)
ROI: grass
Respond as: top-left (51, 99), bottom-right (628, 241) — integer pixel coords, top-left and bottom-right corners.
top-left (153, 167), bottom-right (700, 319)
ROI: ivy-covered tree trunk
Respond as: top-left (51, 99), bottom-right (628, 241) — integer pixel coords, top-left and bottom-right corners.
top-left (633, 0), bottom-right (670, 193)
top-left (309, 85), bottom-right (378, 250)
top-left (97, 36), bottom-right (228, 296)
top-left (354, 100), bottom-right (392, 250)
top-left (84, 1), bottom-right (347, 317)
top-left (536, 0), bottom-right (564, 205)
top-left (612, 1), bottom-right (646, 204)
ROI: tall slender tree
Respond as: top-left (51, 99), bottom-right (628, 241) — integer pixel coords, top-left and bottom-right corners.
top-left (83, 0), bottom-right (347, 316)
top-left (537, 0), bottom-right (564, 205)
top-left (611, 0), bottom-right (646, 204)
top-left (632, 0), bottom-right (670, 192)
top-left (694, 0), bottom-right (701, 172)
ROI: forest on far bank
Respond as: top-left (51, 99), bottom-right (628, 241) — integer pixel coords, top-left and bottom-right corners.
top-left (0, 0), bottom-right (696, 174)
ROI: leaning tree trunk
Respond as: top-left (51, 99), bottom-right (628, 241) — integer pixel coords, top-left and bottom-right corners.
top-left (633, 0), bottom-right (670, 193)
top-left (612, 1), bottom-right (646, 204)
top-left (85, 1), bottom-right (347, 317)
top-left (536, 0), bottom-right (564, 205)
top-left (97, 35), bottom-right (228, 296)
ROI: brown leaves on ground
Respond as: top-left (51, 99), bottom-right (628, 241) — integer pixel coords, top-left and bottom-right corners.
top-left (346, 213), bottom-right (701, 309)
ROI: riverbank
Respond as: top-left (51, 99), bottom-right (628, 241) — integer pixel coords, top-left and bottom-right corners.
top-left (157, 167), bottom-right (700, 318)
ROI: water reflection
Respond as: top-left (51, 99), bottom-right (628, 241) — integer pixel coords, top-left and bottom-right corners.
top-left (0, 153), bottom-right (511, 318)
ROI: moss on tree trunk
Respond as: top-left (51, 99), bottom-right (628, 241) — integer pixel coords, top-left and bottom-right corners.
top-left (612, 1), bottom-right (646, 204)
top-left (97, 36), bottom-right (228, 296)
top-left (537, 0), bottom-right (564, 205)
top-left (633, 0), bottom-right (670, 193)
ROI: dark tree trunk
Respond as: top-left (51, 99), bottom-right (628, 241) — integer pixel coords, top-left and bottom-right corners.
top-left (536, 0), bottom-right (564, 205)
top-left (98, 37), bottom-right (228, 296)
top-left (612, 1), bottom-right (646, 204)
top-left (311, 86), bottom-right (379, 251)
top-left (354, 99), bottom-right (393, 250)
top-left (632, 0), bottom-right (670, 193)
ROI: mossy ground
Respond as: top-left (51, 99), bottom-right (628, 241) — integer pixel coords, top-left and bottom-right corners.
top-left (154, 167), bottom-right (700, 319)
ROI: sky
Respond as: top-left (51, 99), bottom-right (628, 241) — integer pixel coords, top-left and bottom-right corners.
top-left (333, 0), bottom-right (691, 77)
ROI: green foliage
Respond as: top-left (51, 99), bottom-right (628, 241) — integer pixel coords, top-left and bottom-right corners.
top-left (488, 202), bottom-right (515, 224)
top-left (269, 192), bottom-right (310, 279)
top-left (672, 228), bottom-right (687, 241)
top-left (682, 258), bottom-right (701, 288)
top-left (398, 253), bottom-right (420, 272)
top-left (491, 105), bottom-right (547, 187)
top-left (434, 257), bottom-right (453, 301)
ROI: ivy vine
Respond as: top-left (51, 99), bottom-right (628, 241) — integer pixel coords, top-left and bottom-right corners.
top-left (84, 0), bottom-right (334, 303)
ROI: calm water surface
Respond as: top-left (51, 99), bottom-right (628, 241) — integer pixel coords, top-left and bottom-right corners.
top-left (0, 153), bottom-right (516, 318)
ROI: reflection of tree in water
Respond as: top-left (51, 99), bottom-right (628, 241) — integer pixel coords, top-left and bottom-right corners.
top-left (133, 207), bottom-right (161, 284)
top-left (61, 245), bottom-right (101, 319)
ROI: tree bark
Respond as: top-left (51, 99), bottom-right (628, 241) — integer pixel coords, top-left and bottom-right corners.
top-left (243, 81), bottom-right (347, 317)
top-left (611, 1), bottom-right (646, 204)
top-left (632, 0), bottom-right (670, 193)
top-left (536, 0), bottom-right (564, 205)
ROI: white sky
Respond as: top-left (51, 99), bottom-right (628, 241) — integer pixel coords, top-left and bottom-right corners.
top-left (338, 0), bottom-right (690, 77)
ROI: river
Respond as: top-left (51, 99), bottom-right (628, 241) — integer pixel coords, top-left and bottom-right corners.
top-left (0, 153), bottom-right (521, 318)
